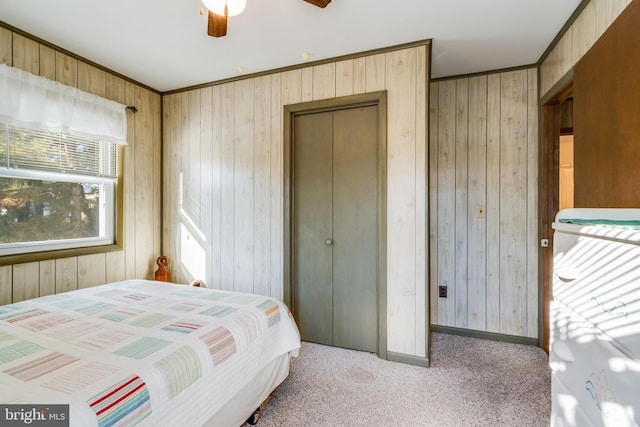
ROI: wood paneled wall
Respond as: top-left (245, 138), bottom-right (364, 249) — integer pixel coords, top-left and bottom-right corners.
top-left (0, 27), bottom-right (162, 304)
top-left (429, 68), bottom-right (539, 338)
top-left (540, 0), bottom-right (632, 98)
top-left (163, 44), bottom-right (430, 358)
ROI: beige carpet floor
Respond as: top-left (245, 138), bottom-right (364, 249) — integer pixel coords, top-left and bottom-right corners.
top-left (256, 333), bottom-right (551, 427)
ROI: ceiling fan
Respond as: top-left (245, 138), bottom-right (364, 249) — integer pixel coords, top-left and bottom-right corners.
top-left (201, 0), bottom-right (331, 38)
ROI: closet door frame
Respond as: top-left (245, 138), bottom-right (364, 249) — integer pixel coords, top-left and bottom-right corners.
top-left (283, 91), bottom-right (388, 359)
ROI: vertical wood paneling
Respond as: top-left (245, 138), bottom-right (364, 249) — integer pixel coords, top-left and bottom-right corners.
top-left (210, 86), bottom-right (223, 289)
top-left (428, 82), bottom-right (439, 325)
top-left (78, 253), bottom-right (106, 289)
top-left (353, 57), bottom-right (366, 95)
top-left (365, 53), bottom-right (386, 92)
top-left (386, 48), bottom-right (417, 355)
top-left (454, 78), bottom-right (469, 329)
top-left (105, 252), bottom-right (125, 283)
top-left (485, 73), bottom-right (501, 333)
top-left (134, 88), bottom-right (156, 280)
top-left (270, 74), bottom-right (283, 299)
top-left (499, 71), bottom-right (528, 337)
top-left (301, 67), bottom-right (313, 102)
top-left (55, 257), bottom-right (78, 293)
top-left (124, 81), bottom-right (137, 280)
top-left (430, 68), bottom-right (537, 338)
top-left (55, 51), bottom-right (77, 87)
top-left (540, 0), bottom-right (631, 98)
top-left (0, 27), bottom-right (11, 65)
top-left (233, 79), bottom-right (255, 293)
top-left (220, 83), bottom-right (235, 291)
top-left (572, 2), bottom-right (597, 64)
top-left (466, 75), bottom-right (487, 331)
top-left (39, 45), bottom-right (56, 80)
top-left (414, 45), bottom-right (428, 357)
top-left (163, 44), bottom-right (430, 358)
top-left (436, 80), bottom-right (456, 327)
top-left (0, 266), bottom-right (11, 305)
top-left (335, 59), bottom-right (354, 97)
top-left (12, 263), bottom-right (39, 302)
top-left (526, 68), bottom-right (539, 338)
top-left (200, 86), bottom-right (214, 287)
top-left (254, 76), bottom-right (271, 296)
top-left (313, 63), bottom-right (336, 100)
top-left (12, 34), bottom-right (39, 74)
top-left (39, 260), bottom-right (55, 297)
top-left (78, 63), bottom-right (106, 96)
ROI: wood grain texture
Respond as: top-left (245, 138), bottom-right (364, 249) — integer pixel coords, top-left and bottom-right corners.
top-left (466, 75), bottom-right (488, 331)
top-left (0, 266), bottom-right (11, 305)
top-left (428, 82), bottom-right (439, 326)
top-left (414, 45), bottom-right (428, 358)
top-left (574, 0), bottom-right (640, 207)
top-left (12, 34), bottom-right (39, 74)
top-left (55, 257), bottom-right (78, 294)
top-left (55, 51), bottom-right (77, 87)
top-left (162, 44), bottom-right (430, 358)
top-left (12, 262), bottom-right (39, 302)
top-left (430, 69), bottom-right (538, 338)
top-left (540, 0), bottom-right (631, 98)
top-left (385, 47), bottom-right (418, 355)
top-left (436, 79), bottom-right (456, 327)
top-left (454, 78), bottom-right (469, 329)
top-left (233, 79), bottom-right (255, 293)
top-left (254, 76), bottom-right (271, 297)
top-left (39, 260), bottom-right (55, 297)
top-left (39, 45), bottom-right (56, 80)
top-left (78, 253), bottom-right (106, 289)
top-left (526, 68), bottom-right (538, 339)
top-left (498, 70), bottom-right (528, 337)
top-left (0, 27), bottom-right (11, 65)
top-left (78, 63), bottom-right (106, 97)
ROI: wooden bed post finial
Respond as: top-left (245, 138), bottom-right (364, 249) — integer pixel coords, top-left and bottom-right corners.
top-left (155, 256), bottom-right (170, 282)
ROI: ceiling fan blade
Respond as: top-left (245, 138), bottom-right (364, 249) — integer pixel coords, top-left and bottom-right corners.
top-left (303, 0), bottom-right (331, 7)
top-left (208, 10), bottom-right (228, 37)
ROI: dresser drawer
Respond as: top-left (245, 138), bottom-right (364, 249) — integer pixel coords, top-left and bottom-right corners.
top-left (550, 301), bottom-right (640, 427)
top-left (551, 372), bottom-right (595, 427)
top-left (553, 229), bottom-right (640, 359)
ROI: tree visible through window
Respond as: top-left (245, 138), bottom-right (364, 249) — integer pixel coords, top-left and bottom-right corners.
top-left (0, 122), bottom-right (117, 256)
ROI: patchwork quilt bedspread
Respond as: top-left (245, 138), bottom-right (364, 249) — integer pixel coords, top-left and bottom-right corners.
top-left (0, 280), bottom-right (300, 426)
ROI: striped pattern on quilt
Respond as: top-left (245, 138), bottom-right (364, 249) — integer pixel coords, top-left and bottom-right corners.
top-left (88, 375), bottom-right (151, 427)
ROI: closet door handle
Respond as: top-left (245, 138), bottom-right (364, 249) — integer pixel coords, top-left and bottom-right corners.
top-left (326, 239), bottom-right (333, 246)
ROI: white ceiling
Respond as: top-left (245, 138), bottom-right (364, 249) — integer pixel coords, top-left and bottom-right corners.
top-left (0, 0), bottom-right (582, 93)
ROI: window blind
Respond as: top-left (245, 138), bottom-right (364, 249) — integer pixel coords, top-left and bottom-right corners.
top-left (0, 122), bottom-right (118, 179)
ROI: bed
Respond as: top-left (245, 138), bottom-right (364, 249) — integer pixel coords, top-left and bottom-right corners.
top-left (550, 208), bottom-right (640, 427)
top-left (0, 279), bottom-right (301, 427)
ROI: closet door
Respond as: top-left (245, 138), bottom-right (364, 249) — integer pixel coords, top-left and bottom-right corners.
top-left (293, 106), bottom-right (378, 353)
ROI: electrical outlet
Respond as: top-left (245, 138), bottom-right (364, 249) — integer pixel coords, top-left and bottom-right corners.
top-left (439, 285), bottom-right (447, 298)
top-left (477, 205), bottom-right (486, 218)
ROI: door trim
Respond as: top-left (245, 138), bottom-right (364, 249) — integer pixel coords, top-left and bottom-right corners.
top-left (283, 91), bottom-right (388, 359)
top-left (539, 71), bottom-right (573, 353)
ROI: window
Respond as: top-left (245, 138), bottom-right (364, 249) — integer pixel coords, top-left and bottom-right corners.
top-left (0, 63), bottom-right (127, 257)
top-left (0, 123), bottom-right (118, 256)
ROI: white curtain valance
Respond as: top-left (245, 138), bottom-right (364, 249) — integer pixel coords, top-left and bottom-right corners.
top-left (0, 63), bottom-right (127, 144)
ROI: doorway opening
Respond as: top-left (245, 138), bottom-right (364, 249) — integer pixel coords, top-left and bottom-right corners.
top-left (540, 80), bottom-right (573, 353)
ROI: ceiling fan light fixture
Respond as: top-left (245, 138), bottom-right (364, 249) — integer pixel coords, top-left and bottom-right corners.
top-left (203, 0), bottom-right (246, 17)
